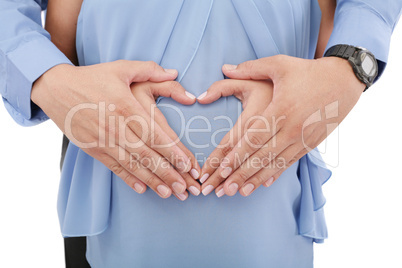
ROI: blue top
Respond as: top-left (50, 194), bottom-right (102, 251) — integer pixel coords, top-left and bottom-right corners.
top-left (69, 2), bottom-right (331, 266)
top-left (0, 0), bottom-right (401, 266)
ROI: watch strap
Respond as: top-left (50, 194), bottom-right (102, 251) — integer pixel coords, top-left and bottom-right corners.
top-left (324, 44), bottom-right (377, 91)
top-left (324, 44), bottom-right (357, 59)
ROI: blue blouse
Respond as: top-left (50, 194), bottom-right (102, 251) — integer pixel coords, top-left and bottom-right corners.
top-left (57, 0), bottom-right (332, 266)
top-left (0, 0), bottom-right (401, 266)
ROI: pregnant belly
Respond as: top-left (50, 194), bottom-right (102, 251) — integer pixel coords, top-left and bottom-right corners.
top-left (87, 88), bottom-right (308, 267)
top-left (157, 95), bottom-right (243, 167)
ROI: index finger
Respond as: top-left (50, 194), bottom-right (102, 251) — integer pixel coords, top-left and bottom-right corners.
top-left (199, 98), bottom-right (261, 192)
top-left (117, 98), bottom-right (192, 172)
top-left (221, 55), bottom-right (291, 80)
top-left (215, 105), bottom-right (284, 181)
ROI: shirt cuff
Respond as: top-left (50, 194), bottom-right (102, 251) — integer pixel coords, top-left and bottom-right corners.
top-left (1, 34), bottom-right (72, 126)
top-left (325, 4), bottom-right (393, 79)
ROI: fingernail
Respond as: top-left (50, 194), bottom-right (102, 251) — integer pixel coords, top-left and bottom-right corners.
top-left (177, 193), bottom-right (187, 201)
top-left (197, 91), bottom-right (207, 100)
top-left (228, 183), bottom-right (239, 194)
top-left (189, 186), bottom-right (200, 196)
top-left (190, 169), bottom-right (200, 179)
top-left (157, 185), bottom-right (170, 197)
top-left (172, 182), bottom-right (186, 194)
top-left (242, 183), bottom-right (255, 196)
top-left (202, 185), bottom-right (214, 196)
top-left (164, 68), bottom-right (177, 75)
top-left (216, 188), bottom-right (225, 198)
top-left (223, 64), bottom-right (238, 71)
top-left (185, 91), bottom-right (196, 100)
top-left (220, 167), bottom-right (232, 179)
top-left (134, 183), bottom-right (144, 193)
top-left (176, 160), bottom-right (191, 173)
top-left (264, 177), bottom-right (274, 187)
top-left (199, 173), bottom-right (209, 184)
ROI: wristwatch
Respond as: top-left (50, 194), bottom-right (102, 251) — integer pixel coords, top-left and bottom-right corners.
top-left (324, 44), bottom-right (378, 91)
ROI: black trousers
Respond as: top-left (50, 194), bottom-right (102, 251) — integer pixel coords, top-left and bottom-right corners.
top-left (64, 237), bottom-right (91, 268)
top-left (61, 135), bottom-right (91, 267)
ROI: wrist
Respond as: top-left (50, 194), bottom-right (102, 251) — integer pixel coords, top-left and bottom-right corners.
top-left (324, 45), bottom-right (378, 90)
top-left (31, 63), bottom-right (75, 108)
top-left (320, 56), bottom-right (366, 95)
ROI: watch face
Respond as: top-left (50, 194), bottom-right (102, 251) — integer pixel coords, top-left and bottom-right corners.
top-left (360, 52), bottom-right (376, 77)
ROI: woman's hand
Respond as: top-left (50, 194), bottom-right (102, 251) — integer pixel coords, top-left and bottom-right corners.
top-left (199, 55), bottom-right (364, 197)
top-left (32, 60), bottom-right (200, 200)
top-left (130, 81), bottom-right (202, 200)
top-left (197, 79), bottom-right (274, 196)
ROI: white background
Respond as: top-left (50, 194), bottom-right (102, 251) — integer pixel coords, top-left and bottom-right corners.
top-left (1, 23), bottom-right (401, 268)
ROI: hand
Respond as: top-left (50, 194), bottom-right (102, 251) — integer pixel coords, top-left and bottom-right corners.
top-left (32, 60), bottom-right (200, 200)
top-left (130, 81), bottom-right (202, 199)
top-left (199, 55), bottom-right (365, 197)
top-left (197, 79), bottom-right (274, 196)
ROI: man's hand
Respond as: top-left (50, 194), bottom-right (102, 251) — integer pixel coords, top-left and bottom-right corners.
top-left (199, 55), bottom-right (365, 197)
top-left (31, 60), bottom-right (200, 200)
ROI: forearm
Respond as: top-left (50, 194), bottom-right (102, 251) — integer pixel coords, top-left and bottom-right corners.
top-left (315, 0), bottom-right (336, 58)
top-left (0, 0), bottom-right (72, 126)
top-left (45, 0), bottom-right (83, 65)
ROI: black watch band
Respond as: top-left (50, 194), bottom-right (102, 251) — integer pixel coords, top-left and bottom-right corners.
top-left (324, 44), bottom-right (378, 91)
top-left (324, 44), bottom-right (358, 60)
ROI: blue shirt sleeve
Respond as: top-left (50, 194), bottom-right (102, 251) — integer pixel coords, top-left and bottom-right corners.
top-left (326, 0), bottom-right (402, 78)
top-left (0, 0), bottom-right (72, 126)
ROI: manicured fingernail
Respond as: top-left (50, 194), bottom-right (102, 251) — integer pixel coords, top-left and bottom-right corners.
top-left (164, 68), bottom-right (177, 75)
top-left (199, 173), bottom-right (209, 184)
top-left (223, 64), bottom-right (238, 71)
top-left (134, 183), bottom-right (144, 193)
top-left (228, 183), bottom-right (239, 194)
top-left (185, 91), bottom-right (196, 100)
top-left (242, 183), bottom-right (255, 196)
top-left (202, 185), bottom-right (214, 196)
top-left (177, 193), bottom-right (187, 201)
top-left (220, 167), bottom-right (232, 178)
top-left (189, 186), bottom-right (200, 196)
top-left (176, 160), bottom-right (191, 173)
top-left (216, 188), bottom-right (225, 198)
top-left (172, 182), bottom-right (185, 194)
top-left (264, 177), bottom-right (274, 187)
top-left (157, 185), bottom-right (170, 197)
top-left (190, 169), bottom-right (200, 179)
top-left (197, 91), bottom-right (207, 100)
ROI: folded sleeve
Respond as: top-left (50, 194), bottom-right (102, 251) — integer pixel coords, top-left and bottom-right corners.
top-left (326, 0), bottom-right (402, 78)
top-left (0, 0), bottom-right (72, 126)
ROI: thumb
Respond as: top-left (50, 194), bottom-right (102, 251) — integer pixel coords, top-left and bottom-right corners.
top-left (115, 60), bottom-right (178, 84)
top-left (222, 55), bottom-right (286, 80)
top-left (197, 79), bottom-right (249, 104)
top-left (150, 81), bottom-right (197, 105)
